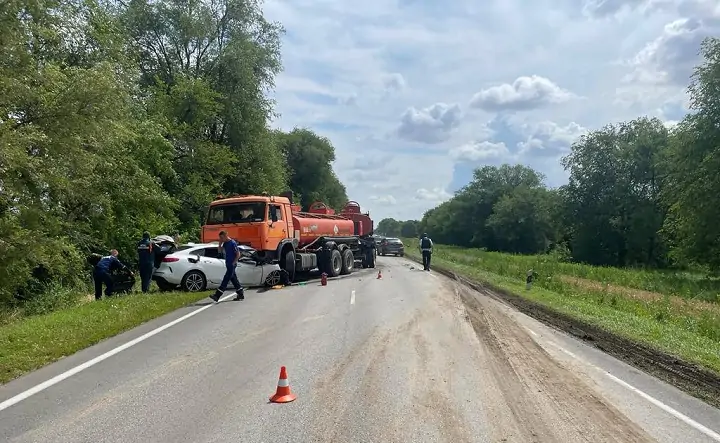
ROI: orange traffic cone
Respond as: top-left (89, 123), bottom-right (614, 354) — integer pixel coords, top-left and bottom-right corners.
top-left (377, 270), bottom-right (382, 279)
top-left (270, 366), bottom-right (297, 403)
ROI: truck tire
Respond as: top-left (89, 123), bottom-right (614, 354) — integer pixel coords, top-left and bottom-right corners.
top-left (328, 249), bottom-right (342, 277)
top-left (282, 250), bottom-right (296, 283)
top-left (340, 248), bottom-right (354, 275)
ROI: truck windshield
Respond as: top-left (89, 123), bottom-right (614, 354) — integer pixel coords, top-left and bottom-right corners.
top-left (206, 202), bottom-right (267, 225)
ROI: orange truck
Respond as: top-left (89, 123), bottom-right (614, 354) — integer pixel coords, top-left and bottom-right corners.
top-left (200, 192), bottom-right (376, 282)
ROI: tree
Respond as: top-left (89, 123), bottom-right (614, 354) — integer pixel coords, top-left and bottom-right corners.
top-left (120, 0), bottom-right (288, 232)
top-left (274, 128), bottom-right (348, 210)
top-left (662, 37), bottom-right (720, 269)
top-left (376, 218), bottom-right (401, 236)
top-left (562, 117), bottom-right (669, 266)
top-left (400, 220), bottom-right (419, 238)
top-left (486, 186), bottom-right (557, 254)
top-left (0, 0), bottom-right (176, 306)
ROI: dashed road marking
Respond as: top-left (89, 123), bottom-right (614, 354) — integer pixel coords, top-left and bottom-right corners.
top-left (350, 290), bottom-right (356, 305)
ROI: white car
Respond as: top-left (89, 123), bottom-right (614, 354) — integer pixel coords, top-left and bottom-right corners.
top-left (152, 242), bottom-right (284, 292)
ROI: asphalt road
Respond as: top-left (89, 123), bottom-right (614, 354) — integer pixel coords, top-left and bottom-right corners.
top-left (1, 257), bottom-right (720, 442)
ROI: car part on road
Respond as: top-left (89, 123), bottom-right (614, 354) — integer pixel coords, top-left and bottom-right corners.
top-left (181, 270), bottom-right (206, 292)
top-left (270, 366), bottom-right (297, 403)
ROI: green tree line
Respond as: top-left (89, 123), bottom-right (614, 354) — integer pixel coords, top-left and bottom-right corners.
top-left (380, 37), bottom-right (720, 272)
top-left (0, 0), bottom-right (347, 310)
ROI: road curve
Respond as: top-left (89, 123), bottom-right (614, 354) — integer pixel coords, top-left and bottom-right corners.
top-left (1, 257), bottom-right (719, 442)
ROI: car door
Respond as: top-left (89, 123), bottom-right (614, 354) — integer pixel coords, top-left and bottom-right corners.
top-left (198, 247), bottom-right (227, 285)
top-left (235, 257), bottom-right (264, 286)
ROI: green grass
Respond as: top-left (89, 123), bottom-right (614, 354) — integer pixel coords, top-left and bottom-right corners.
top-left (0, 291), bottom-right (209, 384)
top-left (402, 240), bottom-right (720, 375)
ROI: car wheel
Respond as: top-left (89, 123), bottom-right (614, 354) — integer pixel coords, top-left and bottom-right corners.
top-left (328, 249), bottom-right (342, 277)
top-left (181, 270), bottom-right (206, 292)
top-left (264, 270), bottom-right (282, 287)
top-left (340, 248), bottom-right (354, 275)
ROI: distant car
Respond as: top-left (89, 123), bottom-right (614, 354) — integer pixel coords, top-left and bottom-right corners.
top-left (152, 242), bottom-right (284, 292)
top-left (379, 238), bottom-right (404, 256)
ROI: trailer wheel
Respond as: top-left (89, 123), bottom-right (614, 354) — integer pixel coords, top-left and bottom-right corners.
top-left (328, 249), bottom-right (342, 277)
top-left (282, 250), bottom-right (296, 283)
top-left (340, 249), bottom-right (354, 275)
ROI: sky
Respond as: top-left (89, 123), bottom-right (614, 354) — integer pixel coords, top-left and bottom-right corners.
top-left (262, 0), bottom-right (720, 222)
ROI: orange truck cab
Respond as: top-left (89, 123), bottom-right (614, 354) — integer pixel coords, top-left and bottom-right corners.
top-left (201, 193), bottom-right (376, 282)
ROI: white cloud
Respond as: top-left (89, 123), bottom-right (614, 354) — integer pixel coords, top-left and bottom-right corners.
top-left (370, 195), bottom-right (397, 205)
top-left (383, 73), bottom-right (406, 92)
top-left (415, 188), bottom-right (453, 202)
top-left (263, 0), bottom-right (708, 220)
top-left (625, 17), bottom-right (720, 85)
top-left (469, 76), bottom-right (577, 112)
top-left (396, 102), bottom-right (462, 143)
top-left (450, 141), bottom-right (509, 162)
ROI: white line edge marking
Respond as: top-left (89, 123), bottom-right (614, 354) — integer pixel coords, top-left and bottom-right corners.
top-left (350, 290), bottom-right (356, 305)
top-left (0, 292), bottom-right (236, 412)
top-left (526, 327), bottom-right (720, 442)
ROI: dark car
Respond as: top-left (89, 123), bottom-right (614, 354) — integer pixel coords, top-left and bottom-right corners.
top-left (379, 238), bottom-right (404, 256)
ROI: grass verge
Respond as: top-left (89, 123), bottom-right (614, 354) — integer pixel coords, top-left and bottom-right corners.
top-left (0, 291), bottom-right (209, 384)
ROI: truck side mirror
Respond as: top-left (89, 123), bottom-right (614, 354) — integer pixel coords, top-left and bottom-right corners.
top-left (270, 206), bottom-right (278, 222)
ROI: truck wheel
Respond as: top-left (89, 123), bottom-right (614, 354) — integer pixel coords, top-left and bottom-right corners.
top-left (282, 250), bottom-right (296, 283)
top-left (328, 249), bottom-right (342, 277)
top-left (340, 249), bottom-right (354, 275)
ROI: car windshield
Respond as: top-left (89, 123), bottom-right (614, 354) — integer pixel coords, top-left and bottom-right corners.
top-left (206, 202), bottom-right (267, 225)
top-left (176, 245), bottom-right (195, 252)
top-left (387, 238), bottom-right (402, 244)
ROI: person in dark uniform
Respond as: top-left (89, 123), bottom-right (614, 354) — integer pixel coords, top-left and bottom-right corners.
top-left (419, 233), bottom-right (434, 271)
top-left (94, 249), bottom-right (131, 300)
top-left (137, 232), bottom-right (155, 293)
top-left (209, 230), bottom-right (245, 303)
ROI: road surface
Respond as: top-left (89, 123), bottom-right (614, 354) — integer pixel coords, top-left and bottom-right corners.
top-left (1, 257), bottom-right (719, 442)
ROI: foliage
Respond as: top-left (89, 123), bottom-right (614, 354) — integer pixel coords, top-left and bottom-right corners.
top-left (0, 0), bottom-right (348, 313)
top-left (273, 128), bottom-right (348, 210)
top-left (386, 37), bottom-right (720, 278)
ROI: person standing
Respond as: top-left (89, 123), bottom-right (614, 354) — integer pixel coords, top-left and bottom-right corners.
top-left (210, 230), bottom-right (245, 302)
top-left (94, 249), bottom-right (132, 300)
top-left (137, 231), bottom-right (155, 293)
top-left (419, 233), bottom-right (434, 271)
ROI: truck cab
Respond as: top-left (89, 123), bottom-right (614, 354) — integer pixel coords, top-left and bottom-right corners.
top-left (201, 195), bottom-right (296, 262)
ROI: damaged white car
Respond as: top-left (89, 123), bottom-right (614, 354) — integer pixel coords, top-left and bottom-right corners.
top-left (151, 236), bottom-right (285, 292)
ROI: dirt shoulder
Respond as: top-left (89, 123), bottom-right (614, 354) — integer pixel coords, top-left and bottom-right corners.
top-left (406, 255), bottom-right (720, 409)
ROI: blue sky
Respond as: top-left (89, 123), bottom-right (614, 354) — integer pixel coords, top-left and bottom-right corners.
top-left (263, 0), bottom-right (719, 221)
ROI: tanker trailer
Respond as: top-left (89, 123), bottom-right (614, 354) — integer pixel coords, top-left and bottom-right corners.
top-left (201, 194), bottom-right (376, 283)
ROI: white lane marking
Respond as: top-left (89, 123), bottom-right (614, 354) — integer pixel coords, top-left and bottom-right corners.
top-left (534, 332), bottom-right (720, 441)
top-left (0, 292), bottom-right (237, 412)
top-left (350, 290), bottom-right (356, 305)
